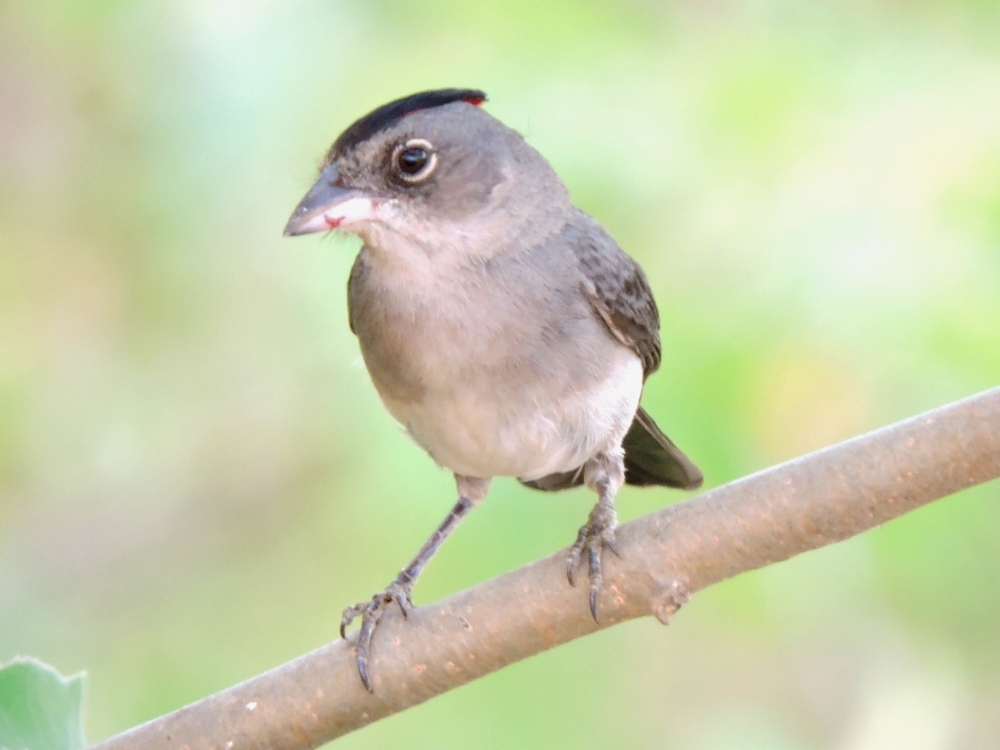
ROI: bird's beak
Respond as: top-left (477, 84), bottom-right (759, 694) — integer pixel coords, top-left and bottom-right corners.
top-left (283, 163), bottom-right (378, 237)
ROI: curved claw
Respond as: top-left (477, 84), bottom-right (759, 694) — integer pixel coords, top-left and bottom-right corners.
top-left (394, 588), bottom-right (413, 617)
top-left (357, 651), bottom-right (372, 693)
top-left (340, 602), bottom-right (365, 640)
top-left (606, 535), bottom-right (623, 559)
top-left (566, 522), bottom-right (591, 586)
top-left (588, 544), bottom-right (603, 622)
top-left (566, 548), bottom-right (580, 586)
top-left (339, 578), bottom-right (415, 691)
top-left (566, 502), bottom-right (619, 623)
top-left (355, 610), bottom-right (379, 693)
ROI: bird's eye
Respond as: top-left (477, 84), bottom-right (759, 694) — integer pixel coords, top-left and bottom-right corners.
top-left (399, 148), bottom-right (428, 173)
top-left (393, 139), bottom-right (437, 182)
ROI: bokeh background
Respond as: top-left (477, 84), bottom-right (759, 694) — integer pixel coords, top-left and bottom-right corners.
top-left (2, 0), bottom-right (1000, 747)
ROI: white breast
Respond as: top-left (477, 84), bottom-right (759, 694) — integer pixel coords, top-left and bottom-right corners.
top-left (376, 342), bottom-right (643, 481)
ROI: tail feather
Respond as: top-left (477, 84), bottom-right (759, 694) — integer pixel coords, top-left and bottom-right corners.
top-left (519, 407), bottom-right (703, 492)
top-left (623, 407), bottom-right (703, 489)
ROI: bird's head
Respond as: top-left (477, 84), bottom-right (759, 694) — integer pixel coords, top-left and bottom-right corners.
top-left (283, 89), bottom-right (569, 257)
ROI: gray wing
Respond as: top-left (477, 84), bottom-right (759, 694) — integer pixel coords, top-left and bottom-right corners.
top-left (520, 213), bottom-right (705, 494)
top-left (569, 213), bottom-right (661, 377)
top-left (346, 248), bottom-right (368, 335)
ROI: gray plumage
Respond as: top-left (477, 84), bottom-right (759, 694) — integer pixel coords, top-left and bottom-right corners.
top-left (284, 89), bottom-right (702, 691)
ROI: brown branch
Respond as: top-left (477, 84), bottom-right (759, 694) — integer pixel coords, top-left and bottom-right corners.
top-left (90, 387), bottom-right (1000, 750)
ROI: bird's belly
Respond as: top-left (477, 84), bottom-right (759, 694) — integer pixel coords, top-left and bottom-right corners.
top-left (375, 350), bottom-right (643, 480)
top-left (350, 244), bottom-right (645, 480)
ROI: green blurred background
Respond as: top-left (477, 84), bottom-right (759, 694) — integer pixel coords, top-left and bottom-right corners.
top-left (2, 0), bottom-right (1000, 747)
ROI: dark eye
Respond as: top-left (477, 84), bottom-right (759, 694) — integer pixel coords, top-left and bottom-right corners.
top-left (398, 147), bottom-right (428, 174)
top-left (393, 139), bottom-right (437, 182)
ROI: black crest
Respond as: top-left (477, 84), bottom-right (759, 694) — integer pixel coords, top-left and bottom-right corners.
top-left (325, 88), bottom-right (487, 164)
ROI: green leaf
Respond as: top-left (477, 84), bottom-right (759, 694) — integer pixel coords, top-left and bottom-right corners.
top-left (0, 659), bottom-right (84, 750)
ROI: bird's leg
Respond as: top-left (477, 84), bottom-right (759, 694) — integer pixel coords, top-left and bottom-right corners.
top-left (341, 475), bottom-right (490, 692)
top-left (567, 448), bottom-right (625, 621)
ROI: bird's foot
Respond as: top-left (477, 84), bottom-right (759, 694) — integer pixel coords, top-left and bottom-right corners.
top-left (566, 500), bottom-right (621, 622)
top-left (340, 576), bottom-right (414, 692)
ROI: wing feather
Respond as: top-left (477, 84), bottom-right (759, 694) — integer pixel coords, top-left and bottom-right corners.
top-left (570, 216), bottom-right (662, 376)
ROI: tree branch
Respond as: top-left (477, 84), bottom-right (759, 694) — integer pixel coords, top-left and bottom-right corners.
top-left (91, 387), bottom-right (1000, 750)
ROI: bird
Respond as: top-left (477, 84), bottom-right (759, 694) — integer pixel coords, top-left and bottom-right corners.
top-left (284, 88), bottom-right (703, 692)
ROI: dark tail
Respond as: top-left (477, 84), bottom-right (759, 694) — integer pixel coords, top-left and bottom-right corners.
top-left (622, 407), bottom-right (703, 488)
top-left (520, 407), bottom-right (703, 492)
